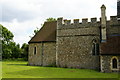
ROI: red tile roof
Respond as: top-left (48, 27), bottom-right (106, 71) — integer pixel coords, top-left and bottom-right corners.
top-left (29, 21), bottom-right (57, 43)
top-left (100, 36), bottom-right (120, 55)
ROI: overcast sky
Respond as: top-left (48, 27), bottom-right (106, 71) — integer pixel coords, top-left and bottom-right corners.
top-left (0, 0), bottom-right (117, 46)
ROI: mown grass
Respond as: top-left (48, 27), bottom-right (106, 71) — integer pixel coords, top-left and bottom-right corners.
top-left (0, 61), bottom-right (2, 79)
top-left (2, 61), bottom-right (119, 78)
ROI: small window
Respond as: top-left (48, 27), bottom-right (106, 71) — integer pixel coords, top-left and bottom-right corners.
top-left (92, 43), bottom-right (95, 55)
top-left (34, 47), bottom-right (37, 55)
top-left (112, 58), bottom-right (118, 69)
top-left (92, 40), bottom-right (99, 55)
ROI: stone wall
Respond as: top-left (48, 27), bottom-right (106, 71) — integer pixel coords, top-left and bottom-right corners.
top-left (56, 18), bottom-right (100, 70)
top-left (28, 43), bottom-right (42, 66)
top-left (42, 42), bottom-right (56, 66)
top-left (107, 16), bottom-right (120, 35)
top-left (100, 56), bottom-right (120, 73)
top-left (28, 42), bottom-right (56, 66)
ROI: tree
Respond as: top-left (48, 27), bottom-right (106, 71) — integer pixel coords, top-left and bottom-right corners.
top-left (1, 24), bottom-right (14, 44)
top-left (21, 43), bottom-right (29, 61)
top-left (0, 24), bottom-right (14, 59)
top-left (0, 24), bottom-right (22, 59)
top-left (9, 42), bottom-right (22, 58)
top-left (34, 27), bottom-right (39, 34)
top-left (45, 17), bottom-right (56, 22)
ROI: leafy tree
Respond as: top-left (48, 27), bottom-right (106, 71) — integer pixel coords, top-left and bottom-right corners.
top-left (2, 47), bottom-right (12, 59)
top-left (45, 17), bottom-right (56, 22)
top-left (0, 24), bottom-right (14, 59)
top-left (9, 42), bottom-right (22, 58)
top-left (1, 24), bottom-right (14, 44)
top-left (0, 24), bottom-right (23, 59)
top-left (33, 27), bottom-right (39, 35)
top-left (21, 43), bottom-right (29, 61)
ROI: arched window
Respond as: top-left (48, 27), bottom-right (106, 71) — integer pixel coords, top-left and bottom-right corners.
top-left (92, 39), bottom-right (99, 55)
top-left (112, 58), bottom-right (118, 69)
top-left (34, 47), bottom-right (37, 55)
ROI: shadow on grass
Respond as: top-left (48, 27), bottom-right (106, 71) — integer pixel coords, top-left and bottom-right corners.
top-left (5, 68), bottom-right (57, 78)
top-left (7, 64), bottom-right (27, 66)
top-left (6, 63), bottom-right (51, 68)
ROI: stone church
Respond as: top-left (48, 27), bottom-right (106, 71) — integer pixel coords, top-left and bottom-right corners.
top-left (28, 1), bottom-right (120, 73)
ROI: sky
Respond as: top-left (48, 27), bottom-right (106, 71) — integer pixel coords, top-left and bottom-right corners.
top-left (0, 0), bottom-right (117, 46)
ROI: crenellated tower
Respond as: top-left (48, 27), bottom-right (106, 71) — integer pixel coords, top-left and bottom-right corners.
top-left (56, 16), bottom-right (101, 69)
top-left (56, 3), bottom-right (120, 70)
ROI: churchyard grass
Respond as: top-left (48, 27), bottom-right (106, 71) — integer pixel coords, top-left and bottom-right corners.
top-left (2, 61), bottom-right (118, 78)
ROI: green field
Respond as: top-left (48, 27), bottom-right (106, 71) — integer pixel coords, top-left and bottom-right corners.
top-left (2, 61), bottom-right (119, 78)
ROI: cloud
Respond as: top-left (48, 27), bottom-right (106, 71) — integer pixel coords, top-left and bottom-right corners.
top-left (1, 0), bottom-right (43, 22)
top-left (0, 0), bottom-right (117, 45)
top-left (1, 0), bottom-right (117, 22)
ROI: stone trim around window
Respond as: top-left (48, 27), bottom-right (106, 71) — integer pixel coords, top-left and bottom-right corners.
top-left (110, 56), bottom-right (119, 70)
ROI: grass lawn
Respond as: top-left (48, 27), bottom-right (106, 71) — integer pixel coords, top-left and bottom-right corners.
top-left (2, 61), bottom-right (119, 78)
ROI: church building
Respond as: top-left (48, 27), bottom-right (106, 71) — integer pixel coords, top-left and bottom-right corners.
top-left (28, 2), bottom-right (120, 73)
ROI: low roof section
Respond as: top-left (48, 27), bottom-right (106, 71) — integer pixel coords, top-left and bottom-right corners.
top-left (100, 35), bottom-right (120, 55)
top-left (29, 21), bottom-right (57, 43)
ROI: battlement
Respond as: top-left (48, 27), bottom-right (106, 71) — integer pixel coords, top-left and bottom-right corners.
top-left (57, 17), bottom-right (98, 25)
top-left (57, 17), bottom-right (100, 29)
top-left (110, 16), bottom-right (120, 26)
top-left (110, 16), bottom-right (117, 21)
top-left (57, 16), bottom-right (120, 29)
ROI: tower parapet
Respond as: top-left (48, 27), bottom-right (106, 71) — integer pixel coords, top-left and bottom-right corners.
top-left (109, 16), bottom-right (120, 26)
top-left (82, 18), bottom-right (88, 24)
top-left (57, 17), bottom-right (101, 30)
top-left (56, 17), bottom-right (101, 69)
top-left (91, 18), bottom-right (97, 23)
top-left (57, 17), bottom-right (63, 29)
top-left (74, 19), bottom-right (79, 24)
top-left (110, 16), bottom-right (117, 21)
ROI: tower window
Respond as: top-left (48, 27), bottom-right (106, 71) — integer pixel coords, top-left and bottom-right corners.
top-left (92, 40), bottom-right (99, 55)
